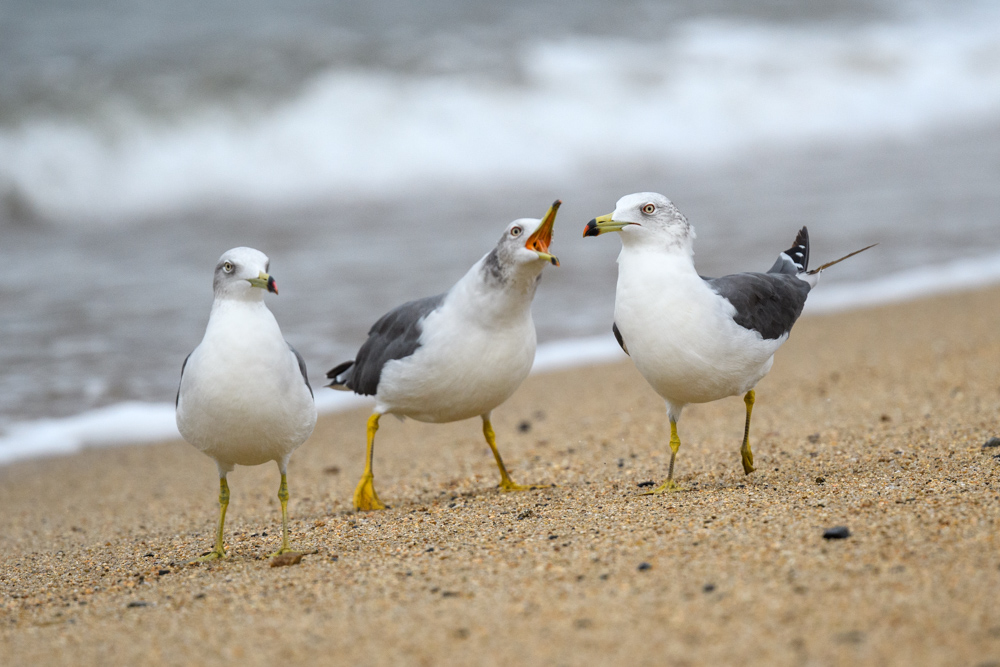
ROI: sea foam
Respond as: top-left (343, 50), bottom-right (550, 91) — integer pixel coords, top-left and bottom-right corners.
top-left (2, 8), bottom-right (999, 224)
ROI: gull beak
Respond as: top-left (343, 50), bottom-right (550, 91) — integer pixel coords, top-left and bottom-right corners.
top-left (524, 199), bottom-right (561, 266)
top-left (583, 212), bottom-right (635, 237)
top-left (247, 271), bottom-right (279, 294)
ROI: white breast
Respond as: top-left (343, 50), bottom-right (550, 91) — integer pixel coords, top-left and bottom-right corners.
top-left (615, 248), bottom-right (783, 406)
top-left (176, 300), bottom-right (317, 468)
top-left (375, 266), bottom-right (537, 423)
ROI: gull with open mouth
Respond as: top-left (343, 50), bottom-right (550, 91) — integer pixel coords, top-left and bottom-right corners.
top-left (328, 201), bottom-right (562, 510)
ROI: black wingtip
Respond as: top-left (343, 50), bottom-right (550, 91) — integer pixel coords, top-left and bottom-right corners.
top-left (791, 227), bottom-right (810, 272)
top-left (326, 360), bottom-right (354, 380)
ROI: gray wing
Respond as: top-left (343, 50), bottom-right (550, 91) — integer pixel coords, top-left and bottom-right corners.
top-left (341, 292), bottom-right (447, 396)
top-left (176, 352), bottom-right (192, 407)
top-left (705, 272), bottom-right (810, 340)
top-left (288, 343), bottom-right (313, 397)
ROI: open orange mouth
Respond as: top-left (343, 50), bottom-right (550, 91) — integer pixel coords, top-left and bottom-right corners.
top-left (525, 199), bottom-right (561, 266)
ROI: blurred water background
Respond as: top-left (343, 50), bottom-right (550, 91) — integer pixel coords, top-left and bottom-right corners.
top-left (2, 0), bottom-right (999, 459)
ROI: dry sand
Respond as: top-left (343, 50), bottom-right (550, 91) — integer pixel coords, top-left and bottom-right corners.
top-left (2, 286), bottom-right (999, 666)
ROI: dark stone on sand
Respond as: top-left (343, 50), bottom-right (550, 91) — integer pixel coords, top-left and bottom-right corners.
top-left (983, 437), bottom-right (1000, 448)
top-left (823, 526), bottom-right (851, 540)
top-left (518, 420), bottom-right (532, 433)
top-left (637, 481), bottom-right (655, 488)
top-left (637, 562), bottom-right (652, 571)
top-left (703, 583), bottom-right (716, 593)
top-left (127, 601), bottom-right (149, 608)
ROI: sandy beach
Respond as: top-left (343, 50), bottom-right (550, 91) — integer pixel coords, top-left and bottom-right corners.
top-left (2, 286), bottom-right (999, 666)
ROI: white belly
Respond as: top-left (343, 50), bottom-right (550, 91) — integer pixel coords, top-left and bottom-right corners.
top-left (616, 254), bottom-right (782, 406)
top-left (176, 305), bottom-right (316, 468)
top-left (376, 306), bottom-right (536, 423)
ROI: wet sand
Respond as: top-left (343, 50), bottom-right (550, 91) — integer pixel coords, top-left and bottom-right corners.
top-left (2, 286), bottom-right (999, 666)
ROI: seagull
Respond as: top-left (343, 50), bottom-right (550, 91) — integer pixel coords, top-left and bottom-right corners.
top-left (327, 200), bottom-right (561, 511)
top-left (176, 247), bottom-right (317, 560)
top-left (584, 192), bottom-right (874, 493)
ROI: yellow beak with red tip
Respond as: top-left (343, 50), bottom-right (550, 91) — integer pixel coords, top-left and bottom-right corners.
top-left (247, 272), bottom-right (278, 294)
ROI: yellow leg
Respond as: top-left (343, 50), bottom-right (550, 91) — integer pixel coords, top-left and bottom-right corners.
top-left (268, 473), bottom-right (294, 557)
top-left (741, 390), bottom-right (756, 474)
top-left (483, 417), bottom-right (545, 492)
top-left (642, 419), bottom-right (683, 495)
top-left (353, 413), bottom-right (386, 511)
top-left (193, 476), bottom-right (229, 562)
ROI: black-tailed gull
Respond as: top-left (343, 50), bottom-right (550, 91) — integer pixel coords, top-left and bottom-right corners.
top-left (327, 201), bottom-right (561, 511)
top-left (584, 192), bottom-right (874, 493)
top-left (176, 247), bottom-right (317, 559)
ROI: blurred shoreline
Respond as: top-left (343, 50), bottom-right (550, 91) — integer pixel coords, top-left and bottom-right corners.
top-left (2, 0), bottom-right (999, 457)
top-left (3, 277), bottom-right (999, 466)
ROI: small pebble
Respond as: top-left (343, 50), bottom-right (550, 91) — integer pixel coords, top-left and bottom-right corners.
top-left (823, 526), bottom-right (851, 540)
top-left (126, 601), bottom-right (149, 608)
top-left (517, 421), bottom-right (532, 433)
top-left (637, 562), bottom-right (652, 571)
top-left (270, 552), bottom-right (306, 568)
top-left (637, 481), bottom-right (655, 488)
top-left (703, 583), bottom-right (716, 593)
top-left (983, 437), bottom-right (1000, 449)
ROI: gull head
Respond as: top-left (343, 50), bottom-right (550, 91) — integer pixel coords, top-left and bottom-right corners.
top-left (583, 192), bottom-right (694, 250)
top-left (482, 200), bottom-right (561, 285)
top-left (213, 247), bottom-right (278, 300)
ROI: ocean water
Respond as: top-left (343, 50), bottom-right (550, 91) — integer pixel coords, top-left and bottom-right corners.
top-left (2, 0), bottom-right (999, 462)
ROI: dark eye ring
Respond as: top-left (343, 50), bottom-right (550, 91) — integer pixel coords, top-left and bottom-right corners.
top-left (641, 203), bottom-right (656, 215)
top-left (223, 262), bottom-right (234, 273)
top-left (511, 226), bottom-right (523, 237)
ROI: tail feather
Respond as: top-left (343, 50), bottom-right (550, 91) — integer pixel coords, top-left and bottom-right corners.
top-left (325, 360), bottom-right (355, 390)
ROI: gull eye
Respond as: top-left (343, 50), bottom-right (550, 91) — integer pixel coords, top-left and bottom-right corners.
top-left (222, 262), bottom-right (234, 273)
top-left (641, 203), bottom-right (656, 215)
top-left (510, 226), bottom-right (523, 237)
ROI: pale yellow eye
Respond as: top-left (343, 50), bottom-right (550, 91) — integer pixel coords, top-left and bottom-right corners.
top-left (641, 203), bottom-right (655, 215)
top-left (223, 262), bottom-right (234, 273)
top-left (510, 226), bottom-right (523, 237)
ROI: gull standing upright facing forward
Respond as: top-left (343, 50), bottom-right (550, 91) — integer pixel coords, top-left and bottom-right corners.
top-left (584, 193), bottom-right (874, 493)
top-left (327, 201), bottom-right (561, 511)
top-left (177, 247), bottom-right (317, 559)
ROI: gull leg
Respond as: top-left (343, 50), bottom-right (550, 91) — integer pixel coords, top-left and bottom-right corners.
top-left (192, 476), bottom-right (229, 562)
top-left (740, 390), bottom-right (756, 474)
top-left (483, 416), bottom-right (545, 492)
top-left (268, 472), bottom-right (295, 557)
top-left (642, 419), bottom-right (683, 495)
top-left (353, 413), bottom-right (387, 511)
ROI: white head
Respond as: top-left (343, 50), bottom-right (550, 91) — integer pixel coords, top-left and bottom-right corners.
top-left (583, 192), bottom-right (695, 252)
top-left (481, 200), bottom-right (561, 287)
top-left (212, 247), bottom-right (277, 301)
